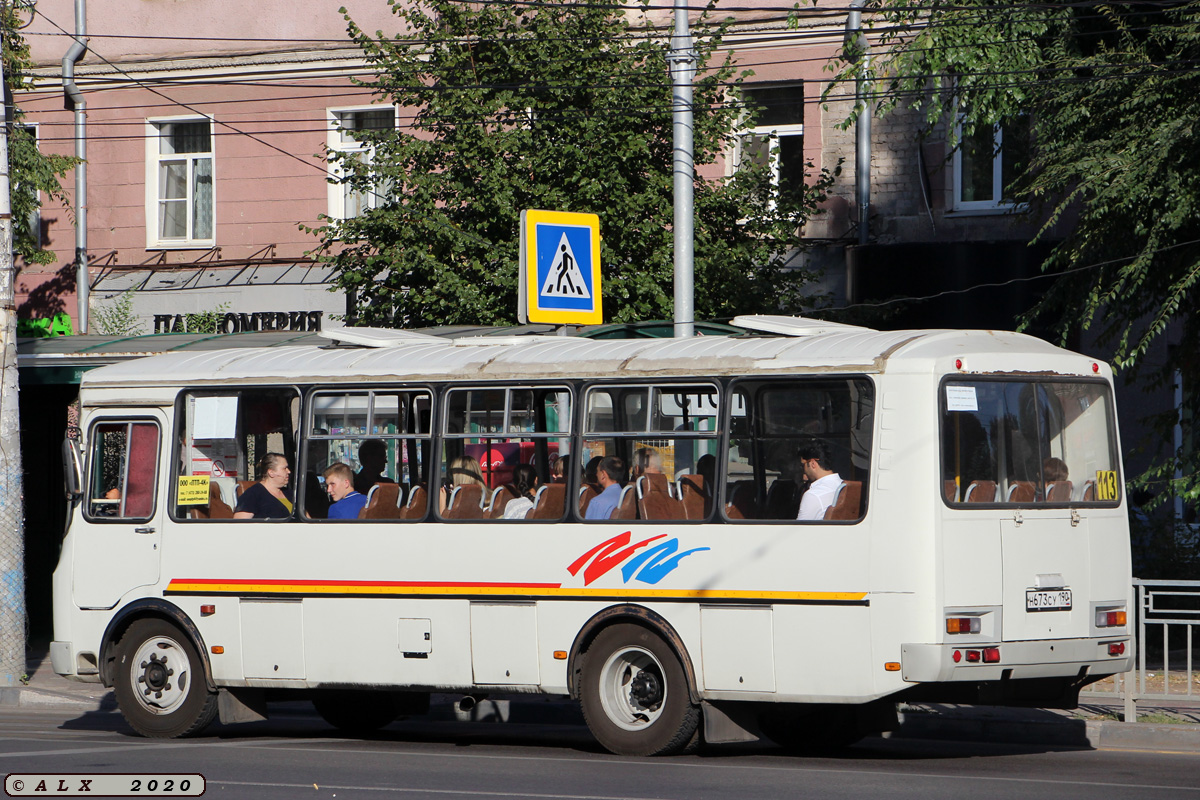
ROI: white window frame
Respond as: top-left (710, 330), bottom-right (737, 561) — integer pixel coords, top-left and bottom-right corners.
top-left (950, 118), bottom-right (1024, 215)
top-left (145, 115), bottom-right (215, 249)
top-left (327, 106), bottom-right (397, 220)
top-left (732, 85), bottom-right (804, 209)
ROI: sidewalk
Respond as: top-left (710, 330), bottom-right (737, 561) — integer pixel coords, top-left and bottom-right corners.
top-left (7, 645), bottom-right (1200, 751)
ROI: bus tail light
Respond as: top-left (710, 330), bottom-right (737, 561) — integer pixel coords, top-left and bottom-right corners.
top-left (1108, 642), bottom-right (1126, 656)
top-left (1096, 609), bottom-right (1126, 628)
top-left (982, 647), bottom-right (1000, 663)
top-left (964, 650), bottom-right (981, 663)
top-left (946, 617), bottom-right (981, 634)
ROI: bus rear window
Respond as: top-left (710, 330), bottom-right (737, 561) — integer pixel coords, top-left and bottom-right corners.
top-left (941, 379), bottom-right (1120, 505)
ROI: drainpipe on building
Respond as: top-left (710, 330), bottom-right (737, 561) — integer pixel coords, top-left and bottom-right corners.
top-left (846, 0), bottom-right (871, 246)
top-left (62, 0), bottom-right (87, 333)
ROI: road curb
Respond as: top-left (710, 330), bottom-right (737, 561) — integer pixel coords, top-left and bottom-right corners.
top-left (0, 685), bottom-right (115, 710)
top-left (892, 710), bottom-right (1200, 751)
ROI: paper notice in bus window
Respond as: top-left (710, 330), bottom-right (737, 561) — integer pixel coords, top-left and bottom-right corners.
top-left (1095, 469), bottom-right (1119, 501)
top-left (177, 475), bottom-right (211, 506)
top-left (945, 385), bottom-right (978, 412)
top-left (194, 396), bottom-right (238, 439)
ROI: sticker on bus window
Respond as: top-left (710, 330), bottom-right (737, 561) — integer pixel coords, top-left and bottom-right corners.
top-left (177, 475), bottom-right (211, 506)
top-left (1095, 470), bottom-right (1119, 501)
top-left (945, 385), bottom-right (978, 412)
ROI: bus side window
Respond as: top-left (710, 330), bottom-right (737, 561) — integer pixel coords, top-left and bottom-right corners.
top-left (581, 384), bottom-right (719, 522)
top-left (725, 378), bottom-right (873, 523)
top-left (85, 420), bottom-right (160, 521)
top-left (306, 389), bottom-right (433, 521)
top-left (440, 386), bottom-right (572, 521)
top-left (174, 388), bottom-right (299, 521)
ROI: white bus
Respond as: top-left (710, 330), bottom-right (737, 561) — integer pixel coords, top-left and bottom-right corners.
top-left (52, 316), bottom-right (1134, 755)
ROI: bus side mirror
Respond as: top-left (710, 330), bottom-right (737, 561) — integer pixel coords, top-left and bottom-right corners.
top-left (62, 438), bottom-right (82, 500)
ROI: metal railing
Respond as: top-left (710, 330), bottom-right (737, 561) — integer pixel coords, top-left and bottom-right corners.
top-left (1081, 578), bottom-right (1200, 721)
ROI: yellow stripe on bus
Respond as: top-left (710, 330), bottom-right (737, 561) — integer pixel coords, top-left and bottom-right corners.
top-left (164, 580), bottom-right (866, 603)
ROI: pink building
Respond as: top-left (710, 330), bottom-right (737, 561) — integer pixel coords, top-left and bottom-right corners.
top-left (17, 1), bottom-right (1047, 335)
top-left (19, 0), bottom-right (408, 333)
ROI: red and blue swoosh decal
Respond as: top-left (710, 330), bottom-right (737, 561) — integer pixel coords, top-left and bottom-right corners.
top-left (568, 532), bottom-right (710, 586)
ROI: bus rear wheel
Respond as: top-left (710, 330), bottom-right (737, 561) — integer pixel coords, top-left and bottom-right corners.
top-left (112, 618), bottom-right (218, 739)
top-left (579, 624), bottom-right (699, 756)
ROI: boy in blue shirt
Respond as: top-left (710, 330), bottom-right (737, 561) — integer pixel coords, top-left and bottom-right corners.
top-left (324, 462), bottom-right (368, 519)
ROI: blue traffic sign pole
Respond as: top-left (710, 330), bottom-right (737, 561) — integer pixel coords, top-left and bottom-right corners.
top-left (670, 4), bottom-right (695, 339)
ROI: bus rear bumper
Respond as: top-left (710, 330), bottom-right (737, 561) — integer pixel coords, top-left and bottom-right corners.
top-left (901, 637), bottom-right (1134, 683)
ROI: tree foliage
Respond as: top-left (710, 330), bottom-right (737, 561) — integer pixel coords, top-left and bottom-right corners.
top-left (831, 2), bottom-right (1200, 508)
top-left (3, 7), bottom-right (79, 266)
top-left (312, 0), bottom-right (836, 327)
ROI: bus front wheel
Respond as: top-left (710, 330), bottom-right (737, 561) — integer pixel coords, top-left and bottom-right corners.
top-left (112, 618), bottom-right (218, 738)
top-left (579, 623), bottom-right (699, 756)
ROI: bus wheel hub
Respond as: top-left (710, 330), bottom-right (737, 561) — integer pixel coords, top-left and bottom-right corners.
top-left (630, 670), bottom-right (661, 708)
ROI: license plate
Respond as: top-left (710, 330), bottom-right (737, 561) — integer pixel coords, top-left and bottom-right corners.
top-left (1026, 589), bottom-right (1072, 611)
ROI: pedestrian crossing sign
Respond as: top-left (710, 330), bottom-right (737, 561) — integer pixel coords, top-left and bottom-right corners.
top-left (519, 209), bottom-right (603, 324)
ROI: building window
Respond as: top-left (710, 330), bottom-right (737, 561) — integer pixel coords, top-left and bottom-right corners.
top-left (952, 116), bottom-right (1030, 212)
top-left (737, 85), bottom-right (805, 204)
top-left (147, 117), bottom-right (214, 246)
top-left (328, 108), bottom-right (395, 219)
top-left (13, 123), bottom-right (42, 250)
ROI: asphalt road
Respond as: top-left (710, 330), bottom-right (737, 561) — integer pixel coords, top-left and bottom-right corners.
top-left (1, 707), bottom-right (1199, 800)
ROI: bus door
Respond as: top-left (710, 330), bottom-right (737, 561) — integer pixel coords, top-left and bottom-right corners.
top-left (72, 412), bottom-right (168, 608)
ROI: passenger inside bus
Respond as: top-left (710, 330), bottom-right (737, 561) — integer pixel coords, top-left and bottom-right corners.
top-left (502, 464), bottom-right (540, 519)
top-left (632, 447), bottom-right (663, 480)
top-left (324, 462), bottom-right (368, 519)
top-left (583, 456), bottom-right (602, 487)
top-left (233, 453), bottom-right (294, 519)
top-left (439, 454), bottom-right (488, 513)
top-left (551, 454), bottom-right (569, 483)
top-left (795, 439), bottom-right (842, 521)
top-left (1043, 457), bottom-right (1071, 501)
top-left (585, 455), bottom-right (627, 520)
top-left (353, 439), bottom-right (395, 495)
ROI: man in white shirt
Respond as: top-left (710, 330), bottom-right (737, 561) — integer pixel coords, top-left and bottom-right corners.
top-left (796, 440), bottom-right (843, 521)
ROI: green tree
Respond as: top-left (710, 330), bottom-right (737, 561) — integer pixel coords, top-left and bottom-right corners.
top-left (830, 2), bottom-right (1200, 511)
top-left (3, 6), bottom-right (79, 266)
top-left (312, 0), bottom-right (836, 327)
top-left (92, 289), bottom-right (142, 337)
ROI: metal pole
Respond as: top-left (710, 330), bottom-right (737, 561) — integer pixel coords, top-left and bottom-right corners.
top-left (0, 20), bottom-right (28, 689)
top-left (670, 3), bottom-right (694, 338)
top-left (846, 1), bottom-right (871, 246)
top-left (63, 0), bottom-right (86, 332)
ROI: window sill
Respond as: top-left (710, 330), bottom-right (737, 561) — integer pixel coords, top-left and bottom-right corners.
top-left (944, 204), bottom-right (1028, 218)
top-left (146, 241), bottom-right (217, 251)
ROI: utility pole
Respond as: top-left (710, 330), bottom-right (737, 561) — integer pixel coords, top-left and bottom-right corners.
top-left (846, 0), bottom-right (872, 245)
top-left (0, 17), bottom-right (28, 689)
top-left (669, 2), bottom-right (695, 339)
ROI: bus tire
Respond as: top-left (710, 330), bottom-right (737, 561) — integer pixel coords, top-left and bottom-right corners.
top-left (312, 690), bottom-right (421, 733)
top-left (112, 618), bottom-right (218, 739)
top-left (579, 623), bottom-right (699, 756)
